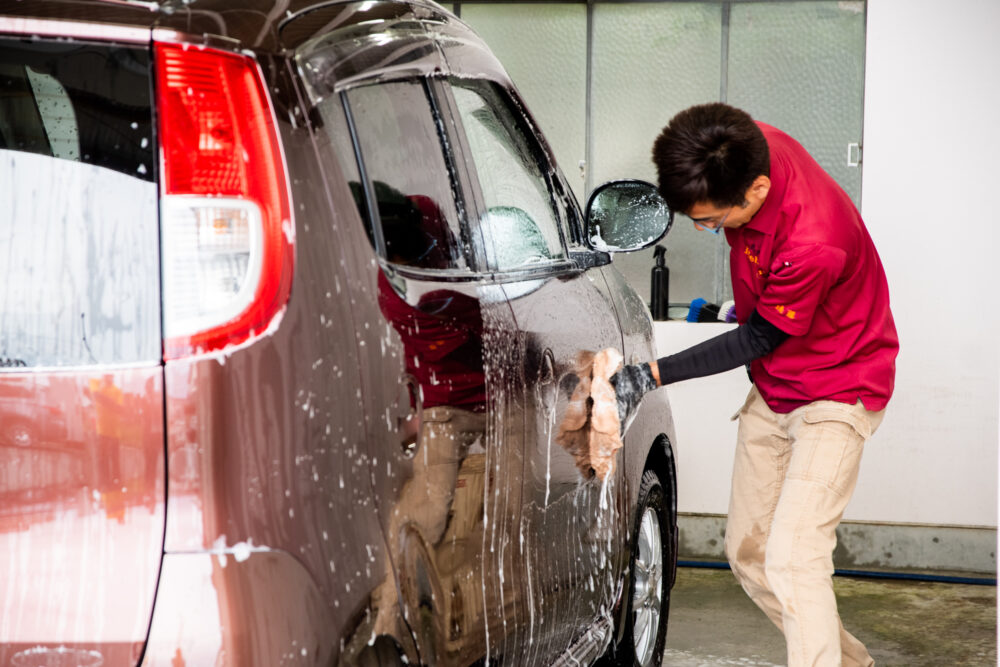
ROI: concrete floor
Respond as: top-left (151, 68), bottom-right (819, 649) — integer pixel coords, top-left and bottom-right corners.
top-left (663, 566), bottom-right (997, 666)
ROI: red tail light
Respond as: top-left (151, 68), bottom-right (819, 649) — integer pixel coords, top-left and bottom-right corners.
top-left (154, 42), bottom-right (293, 360)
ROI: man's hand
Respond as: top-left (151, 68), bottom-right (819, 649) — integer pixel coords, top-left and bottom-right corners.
top-left (610, 362), bottom-right (660, 426)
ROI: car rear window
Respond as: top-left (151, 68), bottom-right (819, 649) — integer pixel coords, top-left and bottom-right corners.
top-left (0, 39), bottom-right (160, 368)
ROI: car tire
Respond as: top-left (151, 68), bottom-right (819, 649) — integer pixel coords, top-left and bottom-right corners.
top-left (607, 469), bottom-right (673, 667)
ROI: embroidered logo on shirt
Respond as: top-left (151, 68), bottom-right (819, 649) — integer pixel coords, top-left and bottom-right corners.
top-left (745, 246), bottom-right (767, 277)
top-left (775, 305), bottom-right (797, 320)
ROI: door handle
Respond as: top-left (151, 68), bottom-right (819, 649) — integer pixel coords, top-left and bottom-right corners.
top-left (535, 348), bottom-right (559, 416)
top-left (539, 348), bottom-right (556, 386)
top-left (847, 142), bottom-right (862, 167)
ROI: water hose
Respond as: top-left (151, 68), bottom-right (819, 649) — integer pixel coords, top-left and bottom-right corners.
top-left (677, 560), bottom-right (996, 586)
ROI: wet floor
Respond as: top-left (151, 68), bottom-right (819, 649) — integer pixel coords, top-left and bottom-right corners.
top-left (664, 566), bottom-right (997, 666)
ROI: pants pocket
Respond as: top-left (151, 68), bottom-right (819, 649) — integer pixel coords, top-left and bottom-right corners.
top-left (801, 404), bottom-right (872, 439)
top-left (786, 410), bottom-right (868, 496)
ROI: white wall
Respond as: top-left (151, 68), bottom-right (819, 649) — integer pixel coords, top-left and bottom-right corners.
top-left (663, 0), bottom-right (1000, 528)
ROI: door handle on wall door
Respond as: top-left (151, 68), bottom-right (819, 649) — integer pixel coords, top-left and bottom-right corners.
top-left (847, 142), bottom-right (862, 167)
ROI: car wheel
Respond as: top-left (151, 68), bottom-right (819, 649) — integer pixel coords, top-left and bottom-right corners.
top-left (613, 469), bottom-right (673, 667)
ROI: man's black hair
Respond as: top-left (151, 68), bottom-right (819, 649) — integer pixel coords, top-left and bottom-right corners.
top-left (651, 103), bottom-right (770, 214)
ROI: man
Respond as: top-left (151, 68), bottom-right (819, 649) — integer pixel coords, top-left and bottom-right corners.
top-left (614, 102), bottom-right (898, 667)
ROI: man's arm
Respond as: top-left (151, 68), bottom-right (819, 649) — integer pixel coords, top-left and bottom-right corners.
top-left (655, 308), bottom-right (789, 385)
top-left (612, 309), bottom-right (790, 422)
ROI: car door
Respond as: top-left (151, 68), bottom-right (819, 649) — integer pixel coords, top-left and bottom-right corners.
top-left (330, 75), bottom-right (534, 666)
top-left (441, 77), bottom-right (630, 662)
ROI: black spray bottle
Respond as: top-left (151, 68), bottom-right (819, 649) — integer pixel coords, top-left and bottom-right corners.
top-left (650, 244), bottom-right (670, 320)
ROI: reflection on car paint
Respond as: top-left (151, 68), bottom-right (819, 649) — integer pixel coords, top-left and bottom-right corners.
top-left (0, 370), bottom-right (164, 666)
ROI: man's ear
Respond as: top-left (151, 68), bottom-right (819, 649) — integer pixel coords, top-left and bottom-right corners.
top-left (747, 175), bottom-right (771, 206)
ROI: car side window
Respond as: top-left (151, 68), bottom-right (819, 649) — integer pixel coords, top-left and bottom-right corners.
top-left (450, 80), bottom-right (567, 272)
top-left (344, 81), bottom-right (471, 272)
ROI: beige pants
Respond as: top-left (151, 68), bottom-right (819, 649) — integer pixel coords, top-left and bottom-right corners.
top-left (725, 386), bottom-right (885, 667)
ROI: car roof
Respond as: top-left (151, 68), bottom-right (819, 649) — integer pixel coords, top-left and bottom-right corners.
top-left (0, 0), bottom-right (508, 86)
top-left (0, 0), bottom-right (502, 75)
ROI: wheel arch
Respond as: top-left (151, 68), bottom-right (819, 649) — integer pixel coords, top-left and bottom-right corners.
top-left (643, 434), bottom-right (677, 537)
top-left (643, 433), bottom-right (678, 590)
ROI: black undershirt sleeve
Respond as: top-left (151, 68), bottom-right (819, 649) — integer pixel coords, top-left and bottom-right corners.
top-left (656, 309), bottom-right (791, 386)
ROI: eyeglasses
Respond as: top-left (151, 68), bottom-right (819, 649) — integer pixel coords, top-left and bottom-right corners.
top-left (691, 207), bottom-right (732, 235)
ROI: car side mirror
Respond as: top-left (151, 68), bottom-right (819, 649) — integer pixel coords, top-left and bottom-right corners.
top-left (584, 179), bottom-right (672, 253)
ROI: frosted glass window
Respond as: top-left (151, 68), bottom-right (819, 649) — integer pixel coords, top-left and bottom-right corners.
top-left (459, 4), bottom-right (587, 201)
top-left (592, 3), bottom-right (724, 308)
top-left (728, 2), bottom-right (866, 206)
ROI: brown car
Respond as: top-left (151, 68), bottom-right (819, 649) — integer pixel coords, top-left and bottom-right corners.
top-left (0, 1), bottom-right (678, 665)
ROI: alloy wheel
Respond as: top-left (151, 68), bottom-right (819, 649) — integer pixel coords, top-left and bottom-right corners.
top-left (631, 505), bottom-right (663, 667)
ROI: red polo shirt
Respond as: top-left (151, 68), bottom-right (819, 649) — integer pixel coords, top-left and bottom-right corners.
top-left (725, 122), bottom-right (898, 413)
